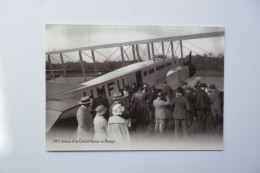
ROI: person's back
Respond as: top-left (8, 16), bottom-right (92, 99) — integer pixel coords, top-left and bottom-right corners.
top-left (92, 96), bottom-right (109, 110)
top-left (195, 88), bottom-right (209, 110)
top-left (108, 104), bottom-right (130, 143)
top-left (185, 90), bottom-right (195, 110)
top-left (172, 95), bottom-right (190, 119)
top-left (153, 97), bottom-right (170, 120)
top-left (94, 115), bottom-right (107, 140)
top-left (76, 105), bottom-right (94, 138)
top-left (209, 90), bottom-right (221, 111)
top-left (162, 84), bottom-right (171, 95)
top-left (132, 91), bottom-right (146, 105)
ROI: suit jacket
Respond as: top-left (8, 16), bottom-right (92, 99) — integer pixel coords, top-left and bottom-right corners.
top-left (131, 91), bottom-right (147, 107)
top-left (92, 96), bottom-right (109, 110)
top-left (153, 97), bottom-right (171, 119)
top-left (76, 105), bottom-right (94, 138)
top-left (194, 88), bottom-right (209, 110)
top-left (209, 90), bottom-right (221, 111)
top-left (162, 84), bottom-right (172, 95)
top-left (171, 95), bottom-right (191, 119)
top-left (76, 105), bottom-right (94, 129)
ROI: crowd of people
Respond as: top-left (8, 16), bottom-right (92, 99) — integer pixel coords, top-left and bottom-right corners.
top-left (75, 80), bottom-right (223, 143)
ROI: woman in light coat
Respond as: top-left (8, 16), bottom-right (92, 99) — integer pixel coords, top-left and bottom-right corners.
top-left (107, 104), bottom-right (130, 143)
top-left (93, 105), bottom-right (108, 140)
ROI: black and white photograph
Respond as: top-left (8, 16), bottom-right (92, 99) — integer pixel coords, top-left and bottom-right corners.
top-left (46, 25), bottom-right (224, 151)
top-left (1, 0), bottom-right (260, 173)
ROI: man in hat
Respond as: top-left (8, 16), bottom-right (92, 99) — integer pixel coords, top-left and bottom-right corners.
top-left (182, 81), bottom-right (188, 90)
top-left (131, 87), bottom-right (148, 127)
top-left (208, 84), bottom-right (222, 128)
top-left (171, 87), bottom-right (191, 137)
top-left (184, 86), bottom-right (195, 128)
top-left (75, 96), bottom-right (94, 139)
top-left (147, 86), bottom-right (158, 121)
top-left (93, 105), bottom-right (108, 140)
top-left (153, 92), bottom-right (171, 133)
top-left (194, 83), bottom-right (209, 132)
top-left (162, 81), bottom-right (172, 96)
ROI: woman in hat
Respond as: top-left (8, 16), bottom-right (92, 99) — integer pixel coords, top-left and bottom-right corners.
top-left (75, 96), bottom-right (94, 139)
top-left (171, 87), bottom-right (191, 137)
top-left (107, 104), bottom-right (130, 143)
top-left (93, 105), bottom-right (108, 140)
top-left (109, 91), bottom-right (130, 119)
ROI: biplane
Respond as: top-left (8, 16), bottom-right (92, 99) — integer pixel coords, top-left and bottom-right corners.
top-left (46, 31), bottom-right (224, 133)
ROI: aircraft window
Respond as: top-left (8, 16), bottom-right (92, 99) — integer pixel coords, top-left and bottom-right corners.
top-left (144, 71), bottom-right (147, 76)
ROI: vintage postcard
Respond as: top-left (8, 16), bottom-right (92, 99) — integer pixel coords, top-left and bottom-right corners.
top-left (45, 25), bottom-right (224, 151)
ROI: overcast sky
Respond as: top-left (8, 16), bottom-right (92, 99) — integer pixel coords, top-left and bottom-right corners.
top-left (45, 25), bottom-right (224, 62)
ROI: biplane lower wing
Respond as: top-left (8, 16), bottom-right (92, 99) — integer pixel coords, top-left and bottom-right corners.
top-left (46, 99), bottom-right (79, 132)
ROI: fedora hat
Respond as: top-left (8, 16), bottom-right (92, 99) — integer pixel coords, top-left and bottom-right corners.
top-left (79, 96), bottom-right (92, 105)
top-left (112, 92), bottom-right (126, 100)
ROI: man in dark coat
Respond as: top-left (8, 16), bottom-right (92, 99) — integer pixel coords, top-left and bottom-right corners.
top-left (131, 87), bottom-right (148, 127)
top-left (92, 92), bottom-right (109, 120)
top-left (184, 86), bottom-right (195, 128)
top-left (171, 87), bottom-right (191, 137)
top-left (162, 81), bottom-right (172, 96)
top-left (208, 84), bottom-right (222, 128)
top-left (147, 86), bottom-right (158, 121)
top-left (194, 83), bottom-right (209, 132)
